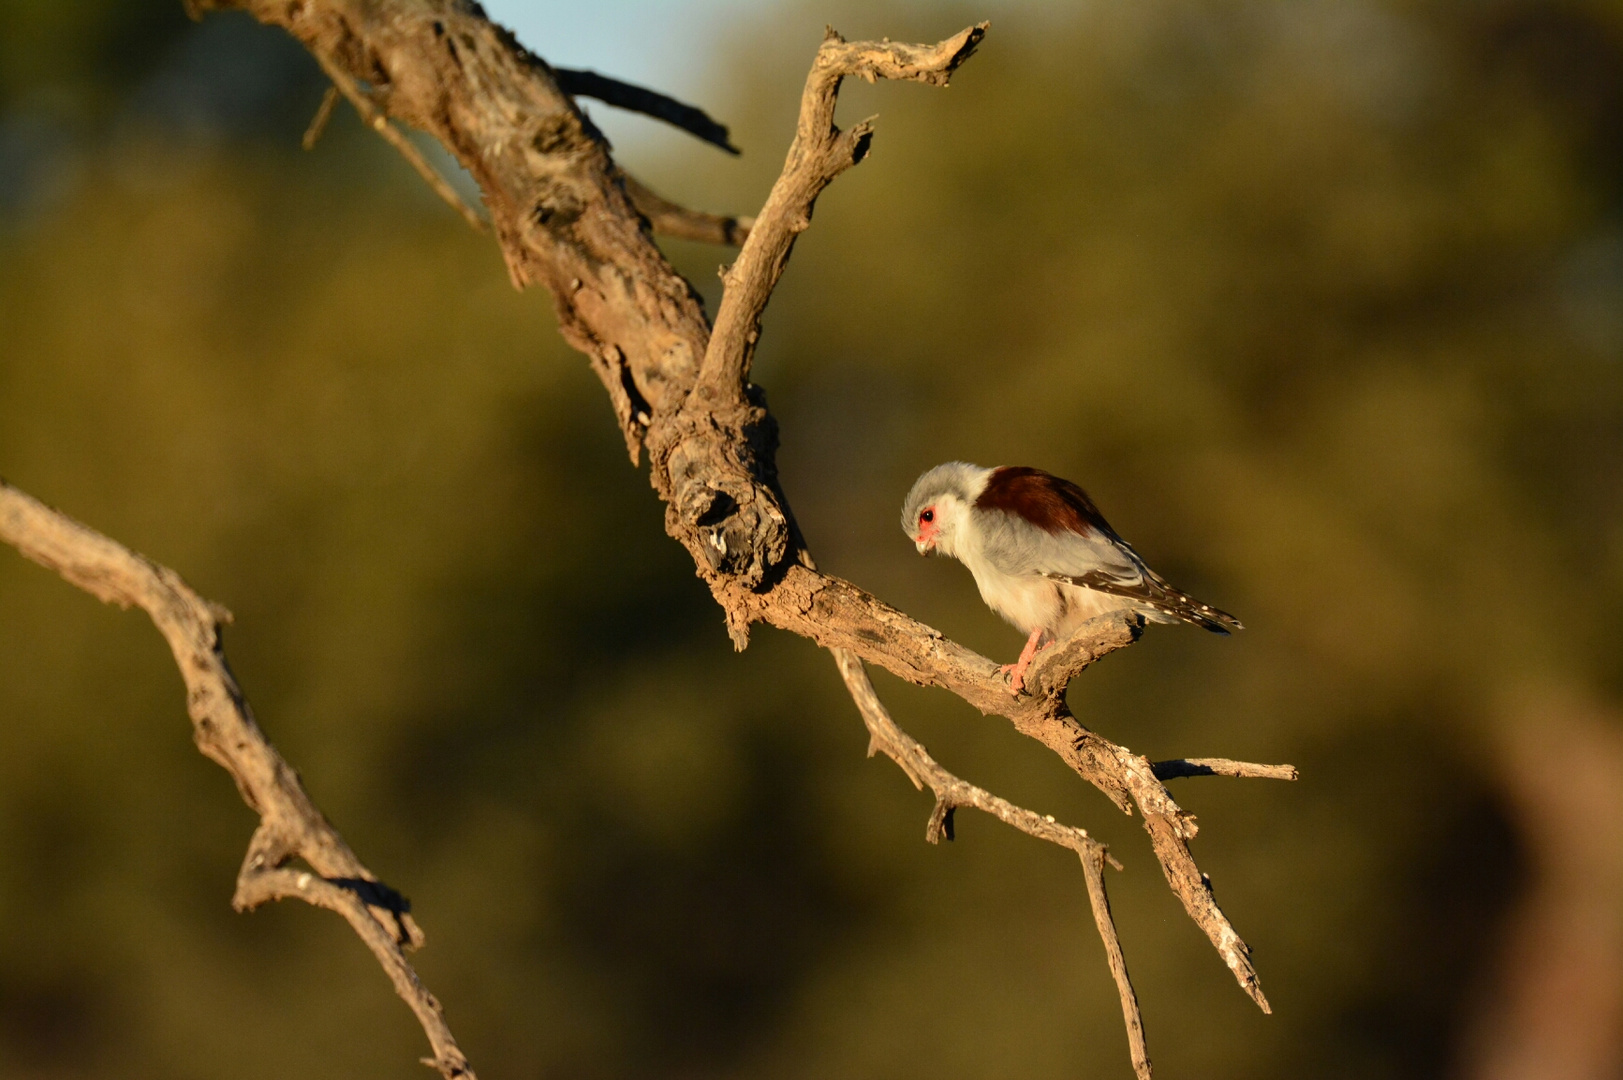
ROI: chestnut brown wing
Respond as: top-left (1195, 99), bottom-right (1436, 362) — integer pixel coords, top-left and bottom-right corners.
top-left (974, 466), bottom-right (1122, 540)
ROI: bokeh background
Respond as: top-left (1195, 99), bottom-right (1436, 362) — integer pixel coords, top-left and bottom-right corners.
top-left (2, 1), bottom-right (1622, 1077)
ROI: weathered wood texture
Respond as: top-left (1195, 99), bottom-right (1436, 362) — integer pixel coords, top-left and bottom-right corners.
top-left (0, 3), bottom-right (1300, 1077)
top-left (0, 481), bottom-right (475, 1079)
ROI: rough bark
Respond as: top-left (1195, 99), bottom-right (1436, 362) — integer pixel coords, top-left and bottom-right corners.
top-left (0, 481), bottom-right (474, 1079)
top-left (0, 2), bottom-right (1298, 1074)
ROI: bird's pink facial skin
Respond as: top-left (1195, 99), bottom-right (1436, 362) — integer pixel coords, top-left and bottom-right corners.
top-left (915, 507), bottom-right (940, 553)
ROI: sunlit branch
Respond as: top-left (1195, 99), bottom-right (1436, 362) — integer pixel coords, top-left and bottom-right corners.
top-left (0, 480), bottom-right (475, 1080)
top-left (179, 1), bottom-right (1284, 1071)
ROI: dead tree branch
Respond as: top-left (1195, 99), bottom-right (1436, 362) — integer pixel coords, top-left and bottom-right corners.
top-left (1154, 758), bottom-right (1300, 781)
top-left (832, 645), bottom-right (1152, 1078)
top-left (167, 2), bottom-right (1295, 1072)
top-left (308, 53), bottom-right (487, 232)
top-left (0, 481), bottom-right (474, 1080)
top-left (1082, 842), bottom-right (1152, 1079)
top-left (553, 67), bottom-right (739, 154)
top-left (697, 24), bottom-right (986, 400)
top-left (302, 83), bottom-right (341, 149)
top-left (622, 173), bottom-right (753, 247)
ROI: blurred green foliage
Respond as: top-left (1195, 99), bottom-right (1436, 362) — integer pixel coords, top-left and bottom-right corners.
top-left (0, 0), bottom-right (186, 111)
top-left (1, 1), bottom-right (1622, 1078)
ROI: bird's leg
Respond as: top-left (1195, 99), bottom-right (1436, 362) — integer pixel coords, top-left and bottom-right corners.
top-left (1000, 628), bottom-right (1050, 695)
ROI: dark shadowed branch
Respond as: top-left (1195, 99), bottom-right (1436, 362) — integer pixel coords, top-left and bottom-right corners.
top-left (622, 173), bottom-right (754, 247)
top-left (554, 67), bottom-right (740, 153)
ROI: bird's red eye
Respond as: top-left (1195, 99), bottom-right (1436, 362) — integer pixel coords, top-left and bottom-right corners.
top-left (920, 509), bottom-right (935, 524)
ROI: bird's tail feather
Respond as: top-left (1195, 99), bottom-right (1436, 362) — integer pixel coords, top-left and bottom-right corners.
top-left (1137, 590), bottom-right (1243, 634)
top-left (1048, 570), bottom-right (1243, 635)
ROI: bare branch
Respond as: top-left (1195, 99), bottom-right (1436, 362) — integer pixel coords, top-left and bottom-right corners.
top-left (623, 173), bottom-right (753, 247)
top-left (554, 67), bottom-right (739, 154)
top-left (0, 481), bottom-right (475, 1080)
top-left (302, 83), bottom-right (341, 150)
top-left (310, 56), bottom-right (486, 233)
top-left (830, 646), bottom-right (1108, 860)
top-left (1080, 845), bottom-right (1152, 1080)
top-left (830, 646), bottom-right (1154, 1071)
top-left (774, 568), bottom-right (1271, 1013)
top-left (1154, 758), bottom-right (1300, 781)
top-left (180, 3), bottom-right (1282, 1071)
top-left (696, 23), bottom-right (988, 401)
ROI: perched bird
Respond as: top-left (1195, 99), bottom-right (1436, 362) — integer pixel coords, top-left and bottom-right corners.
top-left (901, 462), bottom-right (1241, 694)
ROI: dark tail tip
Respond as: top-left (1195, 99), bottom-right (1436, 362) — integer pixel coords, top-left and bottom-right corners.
top-left (1185, 606), bottom-right (1243, 635)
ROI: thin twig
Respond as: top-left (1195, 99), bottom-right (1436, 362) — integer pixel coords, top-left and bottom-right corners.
top-left (623, 173), bottom-right (753, 247)
top-left (1080, 845), bottom-right (1152, 1080)
top-left (695, 23), bottom-right (988, 401)
top-left (1153, 758), bottom-right (1300, 781)
top-left (0, 480), bottom-right (475, 1080)
top-left (311, 56), bottom-right (486, 233)
top-left (830, 647), bottom-right (1111, 862)
top-left (302, 84), bottom-right (341, 150)
top-left (831, 645), bottom-right (1154, 1070)
top-left (555, 67), bottom-right (739, 154)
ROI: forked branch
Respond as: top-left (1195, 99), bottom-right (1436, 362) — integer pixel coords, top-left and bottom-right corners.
top-left (697, 24), bottom-right (987, 399)
top-left (162, 3), bottom-right (1293, 1076)
top-left (833, 645), bottom-right (1152, 1075)
top-left (0, 481), bottom-right (474, 1080)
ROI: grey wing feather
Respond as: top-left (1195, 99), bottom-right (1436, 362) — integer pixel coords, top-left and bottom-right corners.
top-left (978, 511), bottom-right (1142, 583)
top-left (978, 510), bottom-right (1242, 634)
top-left (1040, 568), bottom-right (1243, 634)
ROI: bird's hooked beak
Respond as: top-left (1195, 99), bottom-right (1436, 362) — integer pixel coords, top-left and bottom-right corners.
top-left (914, 517), bottom-right (940, 555)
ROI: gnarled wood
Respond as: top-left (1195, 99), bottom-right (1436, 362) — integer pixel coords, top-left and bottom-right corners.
top-left (0, 481), bottom-right (474, 1079)
top-left (126, 2), bottom-right (1291, 1072)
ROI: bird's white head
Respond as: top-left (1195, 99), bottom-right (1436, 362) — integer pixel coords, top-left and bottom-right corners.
top-left (901, 462), bottom-right (991, 558)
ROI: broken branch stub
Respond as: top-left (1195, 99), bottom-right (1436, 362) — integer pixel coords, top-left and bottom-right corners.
top-left (553, 67), bottom-right (741, 154)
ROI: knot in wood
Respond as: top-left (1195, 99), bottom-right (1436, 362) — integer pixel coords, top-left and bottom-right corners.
top-left (666, 433), bottom-right (788, 589)
top-left (529, 113), bottom-right (588, 157)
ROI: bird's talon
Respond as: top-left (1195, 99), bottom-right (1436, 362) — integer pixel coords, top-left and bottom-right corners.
top-left (995, 663), bottom-right (1027, 695)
